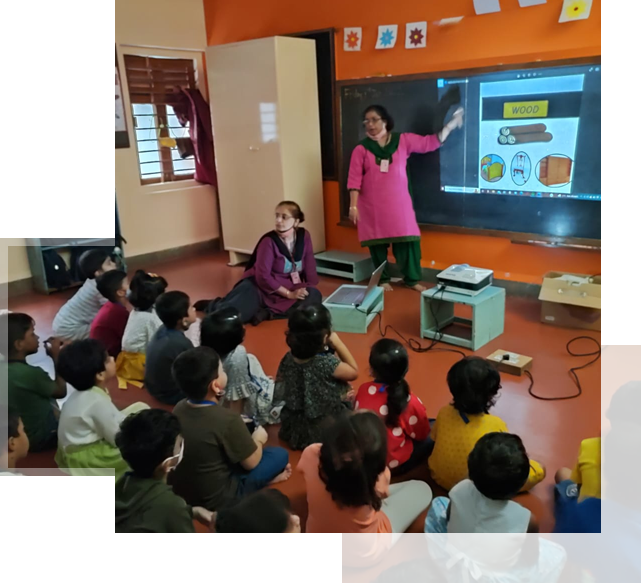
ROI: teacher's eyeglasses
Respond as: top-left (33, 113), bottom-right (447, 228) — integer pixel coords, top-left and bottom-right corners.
top-left (363, 117), bottom-right (382, 127)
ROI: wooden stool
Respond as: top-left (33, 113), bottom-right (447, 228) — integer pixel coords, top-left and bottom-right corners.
top-left (420, 286), bottom-right (505, 351)
top-left (612, 300), bottom-right (641, 332)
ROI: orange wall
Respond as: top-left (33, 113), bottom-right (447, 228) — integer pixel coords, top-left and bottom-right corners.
top-left (204, 0), bottom-right (601, 284)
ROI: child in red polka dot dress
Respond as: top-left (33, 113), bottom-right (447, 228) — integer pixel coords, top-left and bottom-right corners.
top-left (355, 339), bottom-right (432, 475)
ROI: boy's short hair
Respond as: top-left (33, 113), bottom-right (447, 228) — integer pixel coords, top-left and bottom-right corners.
top-left (200, 307), bottom-right (245, 358)
top-left (78, 249), bottom-right (111, 279)
top-left (603, 424), bottom-right (641, 505)
top-left (607, 380), bottom-right (641, 427)
top-left (96, 270), bottom-right (127, 302)
top-left (1, 406), bottom-right (21, 452)
top-left (171, 347), bottom-right (220, 401)
top-left (57, 339), bottom-right (108, 391)
top-left (155, 291), bottom-right (190, 328)
top-left (116, 409), bottom-right (181, 478)
top-left (215, 490), bottom-right (293, 533)
top-left (447, 356), bottom-right (501, 416)
top-left (374, 557), bottom-right (447, 583)
top-left (468, 432), bottom-right (530, 500)
top-left (0, 312), bottom-right (34, 357)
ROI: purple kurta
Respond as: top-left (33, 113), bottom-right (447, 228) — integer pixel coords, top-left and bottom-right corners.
top-left (242, 229), bottom-right (319, 314)
top-left (347, 133), bottom-right (441, 245)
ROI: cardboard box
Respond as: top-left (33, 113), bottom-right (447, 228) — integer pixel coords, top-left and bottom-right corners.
top-left (486, 349), bottom-right (533, 376)
top-left (538, 272), bottom-right (601, 331)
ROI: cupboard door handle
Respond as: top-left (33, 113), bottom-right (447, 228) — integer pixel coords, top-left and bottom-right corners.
top-left (249, 146), bottom-right (260, 151)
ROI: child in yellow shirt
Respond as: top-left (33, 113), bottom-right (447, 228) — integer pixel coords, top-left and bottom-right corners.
top-left (428, 357), bottom-right (545, 491)
top-left (555, 436), bottom-right (601, 501)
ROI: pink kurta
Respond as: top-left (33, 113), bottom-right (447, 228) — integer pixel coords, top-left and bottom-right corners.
top-left (347, 133), bottom-right (441, 245)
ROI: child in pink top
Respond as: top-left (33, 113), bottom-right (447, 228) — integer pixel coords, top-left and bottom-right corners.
top-left (298, 411), bottom-right (432, 567)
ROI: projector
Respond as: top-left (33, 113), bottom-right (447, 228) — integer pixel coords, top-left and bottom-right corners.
top-left (436, 264), bottom-right (493, 296)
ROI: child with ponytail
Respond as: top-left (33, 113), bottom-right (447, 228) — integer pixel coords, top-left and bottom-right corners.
top-left (355, 339), bottom-right (431, 475)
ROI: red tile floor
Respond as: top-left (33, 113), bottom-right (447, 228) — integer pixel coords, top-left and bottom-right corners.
top-left (9, 250), bottom-right (601, 535)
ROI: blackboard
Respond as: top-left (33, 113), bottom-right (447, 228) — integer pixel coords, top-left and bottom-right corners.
top-left (337, 55), bottom-right (641, 252)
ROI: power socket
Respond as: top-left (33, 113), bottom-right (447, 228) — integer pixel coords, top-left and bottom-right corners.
top-left (486, 349), bottom-right (533, 376)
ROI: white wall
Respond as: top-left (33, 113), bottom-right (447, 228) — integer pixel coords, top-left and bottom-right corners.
top-left (0, 0), bottom-right (219, 283)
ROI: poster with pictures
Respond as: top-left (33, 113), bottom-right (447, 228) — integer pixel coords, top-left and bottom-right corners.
top-left (36, 63), bottom-right (127, 134)
top-left (115, 47), bottom-right (130, 149)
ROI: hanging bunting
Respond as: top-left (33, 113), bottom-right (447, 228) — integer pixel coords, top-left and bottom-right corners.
top-left (518, 0), bottom-right (546, 6)
top-left (405, 22), bottom-right (427, 49)
top-left (608, 0), bottom-right (641, 20)
top-left (473, 0), bottom-right (501, 15)
top-left (434, 16), bottom-right (464, 26)
top-left (344, 27), bottom-right (362, 51)
top-left (375, 25), bottom-right (398, 49)
top-left (559, 0), bottom-right (592, 22)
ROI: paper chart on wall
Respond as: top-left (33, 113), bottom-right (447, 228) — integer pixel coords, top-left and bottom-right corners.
top-left (37, 63), bottom-right (127, 134)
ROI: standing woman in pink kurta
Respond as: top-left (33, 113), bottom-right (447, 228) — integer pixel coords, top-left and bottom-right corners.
top-left (347, 105), bottom-right (464, 291)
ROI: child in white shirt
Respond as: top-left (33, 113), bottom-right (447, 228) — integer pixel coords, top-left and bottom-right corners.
top-left (0, 405), bottom-right (96, 583)
top-left (55, 339), bottom-right (148, 478)
top-left (117, 270), bottom-right (168, 384)
top-left (52, 249), bottom-right (116, 341)
top-left (424, 433), bottom-right (566, 583)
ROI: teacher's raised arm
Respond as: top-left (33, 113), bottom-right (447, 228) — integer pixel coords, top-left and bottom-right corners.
top-left (347, 105), bottom-right (464, 292)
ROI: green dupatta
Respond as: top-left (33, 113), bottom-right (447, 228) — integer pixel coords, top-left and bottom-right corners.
top-left (360, 132), bottom-right (414, 198)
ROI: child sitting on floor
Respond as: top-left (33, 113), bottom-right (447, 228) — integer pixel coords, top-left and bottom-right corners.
top-left (298, 411), bottom-right (432, 567)
top-left (115, 409), bottom-right (212, 532)
top-left (0, 405), bottom-right (96, 583)
top-left (55, 339), bottom-right (148, 478)
top-left (200, 306), bottom-right (275, 424)
top-left (275, 305), bottom-right (358, 450)
top-left (216, 490), bottom-right (336, 583)
top-left (428, 356), bottom-right (545, 491)
top-left (116, 270), bottom-right (167, 383)
top-left (90, 270), bottom-right (129, 357)
top-left (356, 338), bottom-right (431, 475)
top-left (145, 291), bottom-right (196, 405)
top-left (425, 433), bottom-right (567, 583)
top-left (556, 381), bottom-right (641, 500)
top-left (52, 249), bottom-right (116, 341)
top-left (553, 421), bottom-right (641, 583)
top-left (170, 347), bottom-right (291, 511)
top-left (2, 312), bottom-right (67, 451)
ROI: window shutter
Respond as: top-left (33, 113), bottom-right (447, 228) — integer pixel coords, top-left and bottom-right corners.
top-left (123, 55), bottom-right (196, 104)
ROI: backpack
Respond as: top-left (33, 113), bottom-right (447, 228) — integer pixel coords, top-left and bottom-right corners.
top-left (36, 209), bottom-right (67, 247)
top-left (72, 152), bottom-right (114, 198)
top-left (42, 250), bottom-right (72, 290)
top-left (18, 166), bottom-right (51, 204)
top-left (59, 204), bottom-right (92, 242)
top-left (42, 154), bottom-right (87, 203)
top-left (89, 200), bottom-right (120, 237)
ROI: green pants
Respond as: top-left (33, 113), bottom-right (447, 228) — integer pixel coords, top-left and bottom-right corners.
top-left (368, 241), bottom-right (422, 286)
top-left (21, 494), bottom-right (96, 583)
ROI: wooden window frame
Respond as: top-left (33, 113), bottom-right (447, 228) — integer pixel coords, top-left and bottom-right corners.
top-left (0, 48), bottom-right (31, 202)
top-left (124, 54), bottom-right (198, 185)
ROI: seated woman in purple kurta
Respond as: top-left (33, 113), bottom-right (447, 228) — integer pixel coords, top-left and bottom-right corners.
top-left (202, 201), bottom-right (322, 325)
top-left (348, 105), bottom-right (464, 292)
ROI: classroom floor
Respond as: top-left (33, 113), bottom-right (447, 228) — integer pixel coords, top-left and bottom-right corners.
top-left (10, 249), bottom-right (601, 534)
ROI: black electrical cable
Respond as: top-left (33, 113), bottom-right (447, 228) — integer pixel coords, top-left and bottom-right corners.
top-left (524, 335), bottom-right (601, 401)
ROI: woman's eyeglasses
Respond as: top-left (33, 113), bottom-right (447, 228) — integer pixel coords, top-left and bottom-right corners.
top-left (362, 117), bottom-right (382, 127)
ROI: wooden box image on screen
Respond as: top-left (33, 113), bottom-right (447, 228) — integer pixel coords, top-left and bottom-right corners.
top-left (539, 155), bottom-right (572, 186)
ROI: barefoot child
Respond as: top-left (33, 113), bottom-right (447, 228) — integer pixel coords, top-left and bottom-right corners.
top-left (170, 347), bottom-right (291, 511)
top-left (0, 405), bottom-right (96, 583)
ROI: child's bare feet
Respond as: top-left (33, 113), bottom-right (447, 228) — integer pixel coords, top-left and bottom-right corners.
top-left (380, 283), bottom-right (393, 291)
top-left (269, 463), bottom-right (292, 485)
top-left (555, 467), bottom-right (572, 484)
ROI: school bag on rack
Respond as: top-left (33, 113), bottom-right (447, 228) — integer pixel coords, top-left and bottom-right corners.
top-left (72, 152), bottom-right (114, 198)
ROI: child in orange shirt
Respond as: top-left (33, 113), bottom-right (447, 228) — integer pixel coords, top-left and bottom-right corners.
top-left (298, 411), bottom-right (432, 564)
